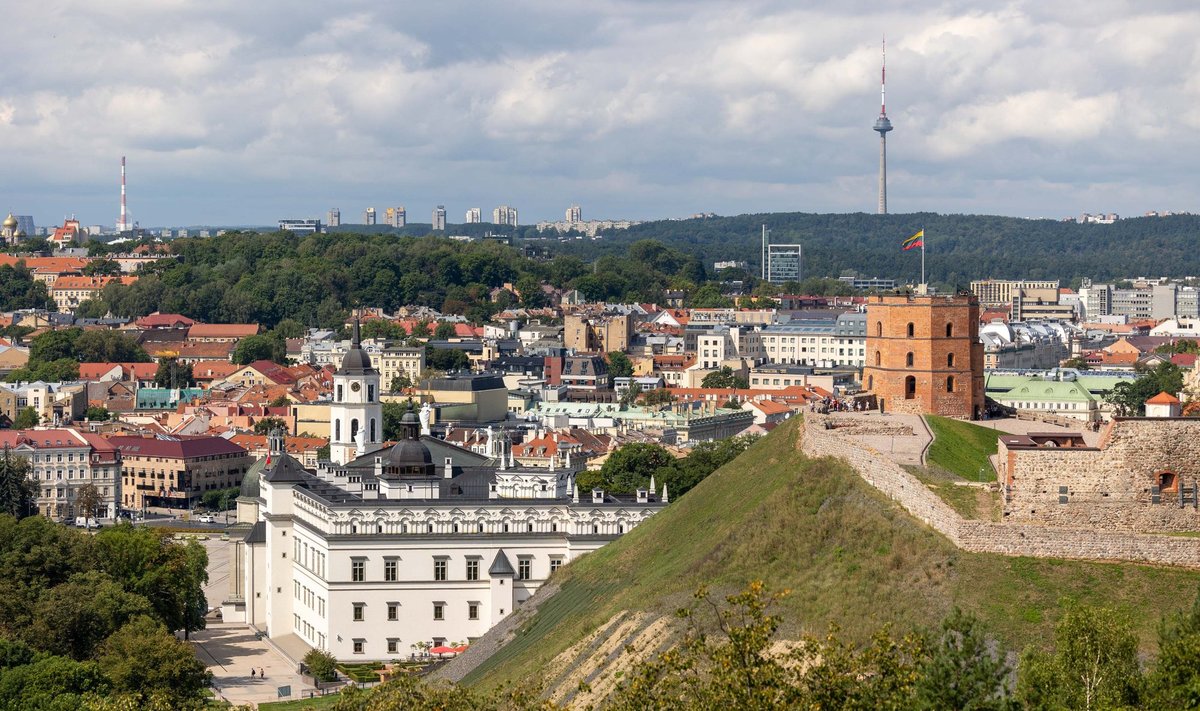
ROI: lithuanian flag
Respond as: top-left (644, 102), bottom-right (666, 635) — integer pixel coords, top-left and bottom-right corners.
top-left (902, 229), bottom-right (924, 251)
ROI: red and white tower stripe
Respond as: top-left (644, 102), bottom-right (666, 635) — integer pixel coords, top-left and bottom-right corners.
top-left (116, 156), bottom-right (131, 232)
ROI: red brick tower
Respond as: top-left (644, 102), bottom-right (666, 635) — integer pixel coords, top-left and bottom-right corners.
top-left (863, 293), bottom-right (984, 419)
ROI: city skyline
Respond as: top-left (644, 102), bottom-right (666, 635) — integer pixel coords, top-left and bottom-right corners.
top-left (2, 1), bottom-right (1197, 226)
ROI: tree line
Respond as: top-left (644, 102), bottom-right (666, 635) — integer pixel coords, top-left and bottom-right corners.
top-left (0, 514), bottom-right (211, 710)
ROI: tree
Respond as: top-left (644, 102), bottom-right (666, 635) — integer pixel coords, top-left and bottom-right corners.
top-left (271, 318), bottom-right (305, 340)
top-left (5, 358), bottom-right (80, 384)
top-left (390, 373), bottom-right (413, 393)
top-left (410, 320), bottom-right (432, 338)
top-left (1107, 362), bottom-right (1184, 416)
top-left (702, 367), bottom-right (749, 390)
top-left (383, 401), bottom-right (417, 441)
top-left (516, 274), bottom-right (548, 308)
top-left (85, 406), bottom-right (111, 422)
top-left (75, 298), bottom-right (110, 319)
top-left (303, 648), bottom-right (338, 683)
top-left (1062, 356), bottom-right (1091, 371)
top-left (598, 443), bottom-right (675, 494)
top-left (81, 260), bottom-right (121, 277)
top-left (426, 347), bottom-right (469, 372)
top-left (620, 383), bottom-right (642, 407)
top-left (231, 334), bottom-right (284, 365)
top-left (361, 320), bottom-right (406, 341)
top-left (268, 394), bottom-right (291, 408)
top-left (607, 351), bottom-right (634, 378)
top-left (641, 388), bottom-right (676, 406)
top-left (75, 484), bottom-right (102, 524)
top-left (253, 417), bottom-right (288, 435)
top-left (434, 321), bottom-right (457, 340)
top-left (914, 608), bottom-right (1012, 710)
top-left (1156, 339), bottom-right (1200, 355)
top-left (96, 615), bottom-right (212, 708)
top-left (92, 526), bottom-right (209, 637)
top-left (29, 329), bottom-right (81, 364)
top-left (201, 487), bottom-right (240, 512)
top-left (12, 407), bottom-right (39, 429)
top-left (0, 448), bottom-right (36, 519)
top-left (1145, 588), bottom-right (1200, 709)
top-left (153, 358), bottom-right (194, 388)
top-left (73, 330), bottom-right (151, 363)
top-left (30, 571), bottom-right (152, 660)
top-left (1016, 603), bottom-right (1141, 710)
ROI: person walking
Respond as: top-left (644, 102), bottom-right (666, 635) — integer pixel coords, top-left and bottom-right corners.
top-left (260, 667), bottom-right (266, 679)
top-left (250, 668), bottom-right (256, 679)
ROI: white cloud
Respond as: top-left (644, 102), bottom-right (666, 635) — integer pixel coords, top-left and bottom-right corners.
top-left (0, 0), bottom-right (1198, 224)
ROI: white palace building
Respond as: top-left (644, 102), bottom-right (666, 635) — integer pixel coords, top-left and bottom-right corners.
top-left (222, 323), bottom-right (666, 661)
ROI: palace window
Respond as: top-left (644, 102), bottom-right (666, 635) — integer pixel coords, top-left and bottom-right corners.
top-left (550, 557), bottom-right (563, 574)
top-left (518, 558), bottom-right (532, 580)
top-left (351, 559), bottom-right (365, 582)
top-left (384, 559), bottom-right (397, 582)
top-left (433, 603), bottom-right (444, 621)
top-left (434, 559), bottom-right (447, 581)
top-left (387, 639), bottom-right (398, 654)
top-left (466, 559), bottom-right (479, 581)
top-left (353, 603), bottom-right (364, 622)
top-left (469, 603), bottom-right (479, 620)
top-left (353, 639), bottom-right (364, 654)
top-left (387, 603), bottom-right (398, 621)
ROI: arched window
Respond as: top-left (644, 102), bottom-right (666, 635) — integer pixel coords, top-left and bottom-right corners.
top-left (876, 321), bottom-right (883, 337)
top-left (867, 375), bottom-right (874, 391)
top-left (875, 351), bottom-right (882, 366)
top-left (904, 376), bottom-right (916, 399)
top-left (1159, 472), bottom-right (1178, 492)
top-left (334, 419), bottom-right (341, 441)
top-left (336, 384), bottom-right (343, 401)
top-left (946, 376), bottom-right (955, 393)
top-left (907, 322), bottom-right (915, 337)
top-left (947, 352), bottom-right (955, 368)
top-left (350, 418), bottom-right (359, 442)
top-left (905, 352), bottom-right (914, 367)
top-left (368, 384), bottom-right (375, 402)
top-left (369, 418), bottom-right (376, 442)
top-left (945, 322), bottom-right (954, 338)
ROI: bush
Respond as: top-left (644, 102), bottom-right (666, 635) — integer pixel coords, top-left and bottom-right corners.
top-left (304, 648), bottom-right (337, 683)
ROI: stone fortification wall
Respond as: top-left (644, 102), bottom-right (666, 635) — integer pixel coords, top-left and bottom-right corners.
top-left (801, 415), bottom-right (1200, 570)
top-left (1002, 418), bottom-right (1200, 532)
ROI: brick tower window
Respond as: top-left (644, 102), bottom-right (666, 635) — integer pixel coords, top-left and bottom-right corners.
top-left (905, 352), bottom-right (914, 367)
top-left (946, 376), bottom-right (955, 393)
top-left (876, 321), bottom-right (883, 337)
top-left (947, 353), bottom-right (955, 368)
top-left (875, 351), bottom-right (882, 366)
top-left (907, 322), bottom-right (915, 337)
top-left (905, 376), bottom-right (916, 399)
top-left (945, 322), bottom-right (954, 337)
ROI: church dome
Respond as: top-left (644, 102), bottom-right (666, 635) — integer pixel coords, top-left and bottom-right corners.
top-left (2, 214), bottom-right (16, 229)
top-left (385, 438), bottom-right (433, 469)
top-left (239, 458), bottom-right (265, 499)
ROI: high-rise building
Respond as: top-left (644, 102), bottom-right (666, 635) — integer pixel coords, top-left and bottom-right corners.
top-left (364, 207), bottom-right (376, 225)
top-left (279, 219), bottom-right (322, 235)
top-left (327, 208), bottom-right (341, 227)
top-left (465, 208), bottom-right (482, 223)
top-left (565, 205), bottom-right (582, 222)
top-left (385, 207), bottom-right (406, 228)
top-left (873, 39), bottom-right (893, 215)
top-left (432, 205), bottom-right (447, 231)
top-left (492, 205), bottom-right (518, 227)
top-left (765, 244), bottom-right (802, 283)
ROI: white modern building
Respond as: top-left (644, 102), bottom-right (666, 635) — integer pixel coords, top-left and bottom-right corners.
top-left (759, 313), bottom-right (867, 368)
top-left (224, 331), bottom-right (664, 660)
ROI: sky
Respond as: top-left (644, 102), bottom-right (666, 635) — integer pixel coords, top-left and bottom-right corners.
top-left (2, 0), bottom-right (1198, 228)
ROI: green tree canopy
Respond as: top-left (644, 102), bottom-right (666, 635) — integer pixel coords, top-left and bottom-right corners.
top-left (153, 358), bottom-right (194, 388)
top-left (1106, 362), bottom-right (1184, 416)
top-left (701, 366), bottom-right (749, 390)
top-left (0, 449), bottom-right (36, 518)
top-left (96, 615), bottom-right (212, 708)
top-left (607, 351), bottom-right (634, 378)
top-left (231, 334), bottom-right (285, 365)
top-left (434, 321), bottom-right (457, 340)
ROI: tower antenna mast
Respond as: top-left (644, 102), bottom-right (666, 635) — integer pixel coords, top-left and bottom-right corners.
top-left (873, 36), bottom-right (893, 215)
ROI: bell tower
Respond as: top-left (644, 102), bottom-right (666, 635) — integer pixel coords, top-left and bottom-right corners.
top-left (330, 319), bottom-right (383, 465)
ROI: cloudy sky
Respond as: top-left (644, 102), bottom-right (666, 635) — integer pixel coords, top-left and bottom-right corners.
top-left (2, 0), bottom-right (1197, 227)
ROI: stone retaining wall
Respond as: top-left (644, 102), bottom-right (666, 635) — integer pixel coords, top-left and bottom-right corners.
top-left (801, 415), bottom-right (1200, 570)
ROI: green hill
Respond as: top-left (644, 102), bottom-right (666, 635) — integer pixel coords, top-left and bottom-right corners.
top-left (464, 417), bottom-right (1199, 692)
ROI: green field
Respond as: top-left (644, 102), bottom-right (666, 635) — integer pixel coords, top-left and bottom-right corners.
top-left (257, 693), bottom-right (341, 710)
top-left (924, 415), bottom-right (1001, 481)
top-left (463, 417), bottom-right (1200, 691)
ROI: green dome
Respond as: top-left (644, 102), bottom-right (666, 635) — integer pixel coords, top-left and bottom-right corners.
top-left (239, 458), bottom-right (265, 499)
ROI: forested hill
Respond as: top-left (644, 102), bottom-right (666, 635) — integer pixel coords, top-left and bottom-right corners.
top-left (555, 211), bottom-right (1200, 285)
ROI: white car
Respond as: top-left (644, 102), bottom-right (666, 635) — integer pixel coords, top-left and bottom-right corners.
top-left (197, 514), bottom-right (216, 524)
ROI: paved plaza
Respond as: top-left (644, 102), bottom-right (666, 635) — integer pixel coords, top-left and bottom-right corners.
top-left (192, 537), bottom-right (316, 707)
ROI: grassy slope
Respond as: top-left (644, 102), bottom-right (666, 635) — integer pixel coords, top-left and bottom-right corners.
top-left (466, 418), bottom-right (1199, 690)
top-left (925, 415), bottom-right (1000, 481)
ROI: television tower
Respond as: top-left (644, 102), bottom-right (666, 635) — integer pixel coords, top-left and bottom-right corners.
top-left (873, 38), bottom-right (893, 215)
top-left (116, 156), bottom-right (131, 232)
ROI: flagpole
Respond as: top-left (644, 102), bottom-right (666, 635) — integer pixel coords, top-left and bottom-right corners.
top-left (921, 225), bottom-right (926, 287)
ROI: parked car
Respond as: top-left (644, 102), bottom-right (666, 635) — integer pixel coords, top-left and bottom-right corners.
top-left (74, 517), bottom-right (100, 528)
top-left (197, 514), bottom-right (216, 524)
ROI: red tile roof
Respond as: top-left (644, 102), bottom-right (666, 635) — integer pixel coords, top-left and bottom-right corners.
top-left (136, 312), bottom-right (195, 328)
top-left (187, 323), bottom-right (259, 339)
top-left (79, 362), bottom-right (158, 381)
top-left (107, 435), bottom-right (248, 459)
top-left (1146, 391), bottom-right (1180, 405)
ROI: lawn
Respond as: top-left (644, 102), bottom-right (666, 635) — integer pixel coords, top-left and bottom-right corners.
top-left (257, 693), bottom-right (341, 710)
top-left (464, 417), bottom-right (1200, 693)
top-left (904, 464), bottom-right (999, 520)
top-left (924, 415), bottom-right (1000, 481)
